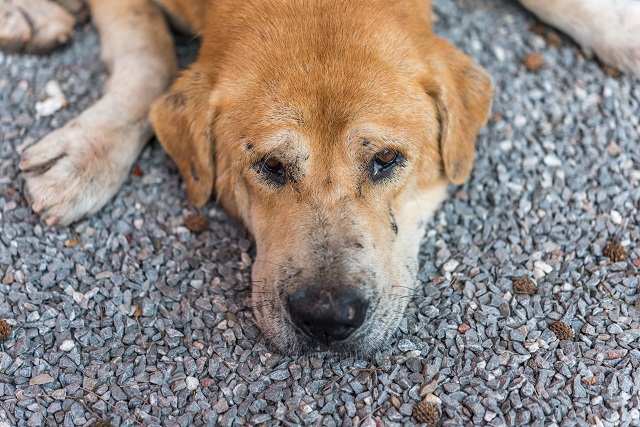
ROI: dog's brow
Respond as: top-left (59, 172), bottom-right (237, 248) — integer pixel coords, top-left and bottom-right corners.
top-left (266, 105), bottom-right (304, 125)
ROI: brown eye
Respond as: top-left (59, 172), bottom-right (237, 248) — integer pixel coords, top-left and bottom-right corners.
top-left (371, 148), bottom-right (402, 182)
top-left (375, 149), bottom-right (397, 165)
top-left (259, 156), bottom-right (286, 185)
top-left (264, 157), bottom-right (283, 171)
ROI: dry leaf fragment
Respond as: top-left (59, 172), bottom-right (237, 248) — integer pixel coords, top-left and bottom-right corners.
top-left (87, 419), bottom-right (114, 427)
top-left (602, 65), bottom-right (622, 78)
top-left (549, 321), bottom-right (574, 340)
top-left (64, 239), bottom-right (78, 248)
top-left (30, 373), bottom-right (54, 386)
top-left (530, 23), bottom-right (546, 36)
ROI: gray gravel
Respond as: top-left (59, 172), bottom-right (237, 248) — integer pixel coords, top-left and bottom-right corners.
top-left (1, 0), bottom-right (640, 426)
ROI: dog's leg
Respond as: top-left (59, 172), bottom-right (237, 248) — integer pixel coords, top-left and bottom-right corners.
top-left (518, 0), bottom-right (640, 75)
top-left (19, 0), bottom-right (177, 226)
top-left (150, 0), bottom-right (209, 34)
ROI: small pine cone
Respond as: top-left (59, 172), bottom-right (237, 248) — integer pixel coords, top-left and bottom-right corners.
top-left (0, 319), bottom-right (12, 343)
top-left (413, 400), bottom-right (440, 427)
top-left (523, 53), bottom-right (543, 72)
top-left (549, 321), bottom-right (574, 340)
top-left (513, 278), bottom-right (537, 295)
top-left (185, 214), bottom-right (209, 233)
top-left (603, 240), bottom-right (627, 262)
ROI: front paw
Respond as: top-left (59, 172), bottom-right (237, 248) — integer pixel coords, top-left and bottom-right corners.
top-left (0, 0), bottom-right (75, 54)
top-left (19, 122), bottom-right (131, 226)
top-left (583, 1), bottom-right (640, 76)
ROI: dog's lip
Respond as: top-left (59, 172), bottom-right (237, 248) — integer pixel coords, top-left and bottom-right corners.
top-left (286, 314), bottom-right (378, 355)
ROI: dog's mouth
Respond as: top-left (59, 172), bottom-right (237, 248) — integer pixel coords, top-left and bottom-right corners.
top-left (251, 270), bottom-right (405, 356)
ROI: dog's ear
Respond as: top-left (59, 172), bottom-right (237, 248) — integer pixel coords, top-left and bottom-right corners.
top-left (422, 38), bottom-right (494, 184)
top-left (150, 69), bottom-right (217, 207)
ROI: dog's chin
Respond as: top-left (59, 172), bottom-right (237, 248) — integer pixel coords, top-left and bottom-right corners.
top-left (257, 318), bottom-right (397, 357)
top-left (267, 335), bottom-right (383, 357)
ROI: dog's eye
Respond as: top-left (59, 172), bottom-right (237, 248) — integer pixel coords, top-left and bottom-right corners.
top-left (371, 149), bottom-right (401, 181)
top-left (259, 157), bottom-right (287, 185)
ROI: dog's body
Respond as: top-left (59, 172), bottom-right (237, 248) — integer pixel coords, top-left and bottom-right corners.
top-left (2, 0), bottom-right (639, 355)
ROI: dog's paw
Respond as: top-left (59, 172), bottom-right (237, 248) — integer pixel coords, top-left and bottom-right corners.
top-left (587, 2), bottom-right (640, 76)
top-left (0, 0), bottom-right (75, 54)
top-left (19, 105), bottom-right (149, 226)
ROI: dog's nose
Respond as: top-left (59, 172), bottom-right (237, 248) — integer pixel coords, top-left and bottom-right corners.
top-left (288, 287), bottom-right (368, 344)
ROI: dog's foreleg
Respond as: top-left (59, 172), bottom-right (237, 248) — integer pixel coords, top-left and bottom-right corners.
top-left (518, 0), bottom-right (640, 76)
top-left (19, 0), bottom-right (177, 226)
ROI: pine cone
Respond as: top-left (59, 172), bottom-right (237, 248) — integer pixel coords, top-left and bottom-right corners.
top-left (185, 214), bottom-right (209, 233)
top-left (603, 240), bottom-right (626, 262)
top-left (523, 53), bottom-right (543, 72)
top-left (413, 400), bottom-right (440, 427)
top-left (549, 321), bottom-right (574, 340)
top-left (513, 278), bottom-right (537, 295)
top-left (0, 319), bottom-right (12, 343)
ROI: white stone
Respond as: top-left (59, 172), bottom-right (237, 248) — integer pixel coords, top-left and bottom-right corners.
top-left (543, 154), bottom-right (563, 167)
top-left (72, 291), bottom-right (83, 304)
top-left (423, 393), bottom-right (442, 406)
top-left (442, 259), bottom-right (460, 273)
top-left (185, 376), bottom-right (199, 391)
top-left (524, 342), bottom-right (539, 353)
top-left (536, 339), bottom-right (549, 349)
top-left (523, 156), bottom-right (539, 168)
top-left (500, 140), bottom-right (513, 151)
top-left (51, 388), bottom-right (67, 400)
top-left (534, 261), bottom-right (553, 274)
top-left (514, 115), bottom-right (527, 127)
top-left (610, 210), bottom-right (622, 225)
top-left (35, 80), bottom-right (68, 117)
top-left (59, 340), bottom-right (74, 352)
top-left (587, 415), bottom-right (604, 427)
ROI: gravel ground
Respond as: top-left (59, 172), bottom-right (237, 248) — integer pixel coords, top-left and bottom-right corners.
top-left (1, 0), bottom-right (640, 426)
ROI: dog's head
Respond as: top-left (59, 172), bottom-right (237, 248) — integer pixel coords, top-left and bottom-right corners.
top-left (151, 0), bottom-right (492, 355)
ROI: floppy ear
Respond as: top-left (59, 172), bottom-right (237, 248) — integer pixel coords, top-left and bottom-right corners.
top-left (422, 38), bottom-right (494, 184)
top-left (150, 68), bottom-right (217, 207)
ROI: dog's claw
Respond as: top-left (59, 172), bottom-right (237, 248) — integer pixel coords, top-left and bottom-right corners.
top-left (45, 215), bottom-right (60, 227)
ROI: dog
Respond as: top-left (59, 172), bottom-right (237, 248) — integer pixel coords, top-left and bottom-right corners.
top-left (2, 0), bottom-right (639, 355)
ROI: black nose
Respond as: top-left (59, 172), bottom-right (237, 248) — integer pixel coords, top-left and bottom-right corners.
top-left (288, 287), bottom-right (368, 344)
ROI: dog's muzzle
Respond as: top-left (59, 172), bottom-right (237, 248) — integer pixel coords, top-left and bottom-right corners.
top-left (287, 285), bottom-right (369, 346)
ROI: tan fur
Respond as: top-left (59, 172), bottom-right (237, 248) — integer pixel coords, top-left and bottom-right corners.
top-left (4, 0), bottom-right (638, 353)
top-left (18, 0), bottom-right (176, 226)
top-left (151, 0), bottom-right (492, 354)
